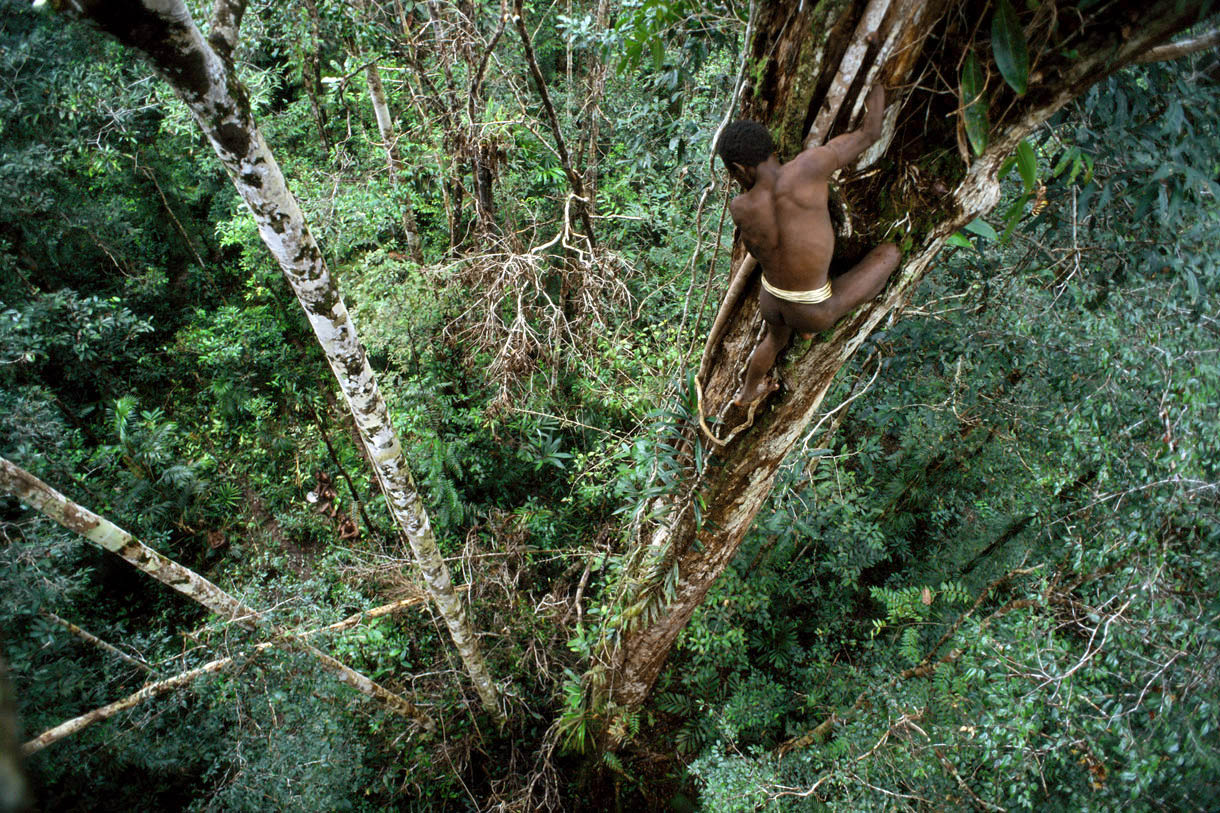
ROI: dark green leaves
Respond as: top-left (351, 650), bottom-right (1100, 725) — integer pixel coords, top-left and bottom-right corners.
top-left (960, 51), bottom-right (989, 155)
top-left (991, 0), bottom-right (1030, 95)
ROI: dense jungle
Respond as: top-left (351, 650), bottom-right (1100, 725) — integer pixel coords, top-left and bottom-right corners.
top-left (1, 0), bottom-right (1218, 810)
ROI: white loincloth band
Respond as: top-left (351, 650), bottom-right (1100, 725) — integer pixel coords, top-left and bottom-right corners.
top-left (761, 276), bottom-right (833, 304)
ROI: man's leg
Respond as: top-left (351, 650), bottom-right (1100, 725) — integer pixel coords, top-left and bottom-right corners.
top-left (822, 243), bottom-right (901, 322)
top-left (733, 319), bottom-right (792, 406)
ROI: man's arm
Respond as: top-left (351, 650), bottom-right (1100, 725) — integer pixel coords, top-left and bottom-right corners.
top-left (803, 85), bottom-right (886, 170)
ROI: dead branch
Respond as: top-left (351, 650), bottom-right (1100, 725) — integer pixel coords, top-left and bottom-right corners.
top-left (511, 0), bottom-right (596, 247)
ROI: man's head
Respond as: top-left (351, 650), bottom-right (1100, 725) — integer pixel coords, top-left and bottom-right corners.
top-left (716, 120), bottom-right (775, 186)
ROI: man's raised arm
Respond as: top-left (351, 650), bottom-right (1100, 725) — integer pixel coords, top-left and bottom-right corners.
top-left (804, 85), bottom-right (886, 170)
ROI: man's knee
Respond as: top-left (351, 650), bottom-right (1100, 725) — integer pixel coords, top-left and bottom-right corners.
top-left (875, 242), bottom-right (901, 270)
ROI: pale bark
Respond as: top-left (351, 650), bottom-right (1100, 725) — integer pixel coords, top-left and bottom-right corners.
top-left (355, 0), bottom-right (424, 262)
top-left (1136, 27), bottom-right (1220, 62)
top-left (23, 649), bottom-right (249, 756)
top-left (41, 611), bottom-right (153, 674)
top-left (21, 596), bottom-right (432, 756)
top-left (51, 0), bottom-right (500, 716)
top-left (0, 457), bottom-right (433, 731)
top-left (598, 0), bottom-right (1208, 724)
top-left (366, 63), bottom-right (425, 262)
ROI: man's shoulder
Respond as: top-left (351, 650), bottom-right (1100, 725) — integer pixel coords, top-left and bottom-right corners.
top-left (783, 147), bottom-right (835, 179)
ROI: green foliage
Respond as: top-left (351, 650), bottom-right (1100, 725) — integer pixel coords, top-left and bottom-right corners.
top-left (4, 0), bottom-right (1219, 810)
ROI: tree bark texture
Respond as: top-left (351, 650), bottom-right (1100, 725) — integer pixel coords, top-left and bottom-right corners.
top-left (0, 457), bottom-right (434, 731)
top-left (600, 0), bottom-right (1208, 720)
top-left (50, 0), bottom-right (501, 716)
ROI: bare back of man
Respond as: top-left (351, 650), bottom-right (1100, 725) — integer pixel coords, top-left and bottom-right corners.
top-left (718, 85), bottom-right (901, 405)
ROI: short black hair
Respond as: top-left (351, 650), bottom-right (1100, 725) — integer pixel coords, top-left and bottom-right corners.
top-left (716, 120), bottom-right (775, 168)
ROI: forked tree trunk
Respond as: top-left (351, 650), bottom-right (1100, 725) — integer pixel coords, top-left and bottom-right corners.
top-left (597, 0), bottom-right (1207, 725)
top-left (50, 0), bottom-right (501, 716)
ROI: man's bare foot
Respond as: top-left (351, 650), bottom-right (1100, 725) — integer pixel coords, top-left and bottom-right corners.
top-left (799, 332), bottom-right (814, 341)
top-left (732, 375), bottom-right (779, 407)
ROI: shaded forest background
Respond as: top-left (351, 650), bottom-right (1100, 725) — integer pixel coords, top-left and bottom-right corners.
top-left (1, 0), bottom-right (1218, 810)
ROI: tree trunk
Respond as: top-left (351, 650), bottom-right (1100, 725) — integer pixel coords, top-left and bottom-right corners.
top-left (365, 61), bottom-right (425, 262)
top-left (597, 0), bottom-right (1206, 726)
top-left (51, 0), bottom-right (501, 717)
top-left (353, 0), bottom-right (424, 261)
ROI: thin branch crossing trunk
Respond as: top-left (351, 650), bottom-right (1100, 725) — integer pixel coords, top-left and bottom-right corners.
top-left (50, 0), bottom-right (501, 716)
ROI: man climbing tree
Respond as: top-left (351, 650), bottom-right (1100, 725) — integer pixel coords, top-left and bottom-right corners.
top-left (591, 0), bottom-right (1215, 743)
top-left (718, 84), bottom-right (901, 405)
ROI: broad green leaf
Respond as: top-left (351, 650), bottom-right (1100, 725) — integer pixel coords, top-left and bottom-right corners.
top-left (1000, 193), bottom-right (1032, 243)
top-left (998, 155), bottom-right (1017, 180)
top-left (964, 218), bottom-right (999, 240)
top-left (1016, 139), bottom-right (1037, 192)
top-left (960, 51), bottom-right (989, 155)
top-left (991, 0), bottom-right (1030, 95)
top-left (946, 232), bottom-right (973, 248)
